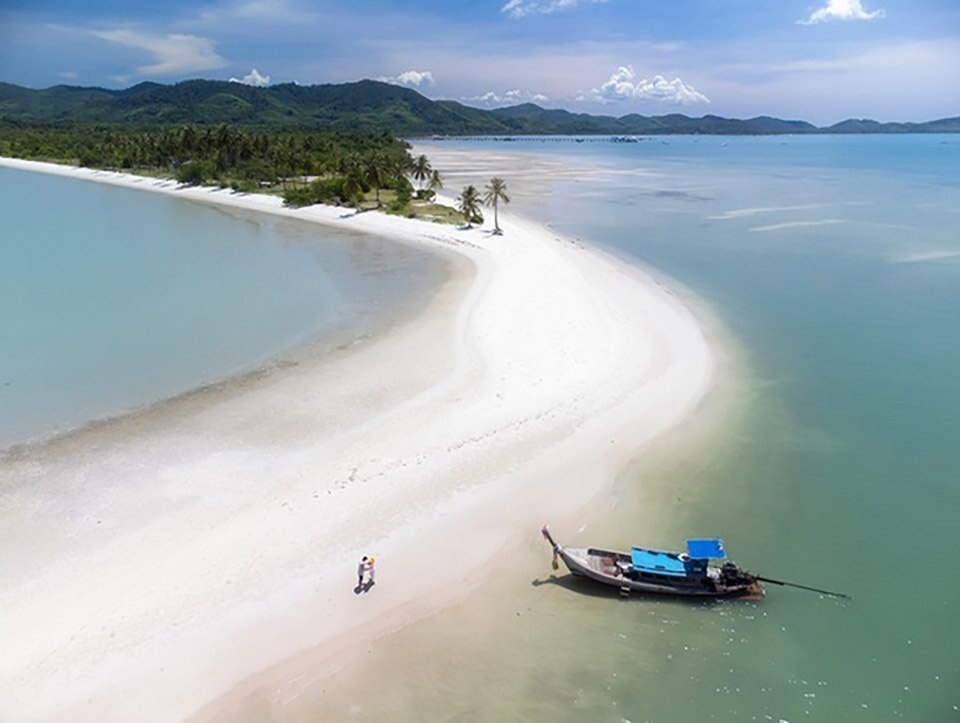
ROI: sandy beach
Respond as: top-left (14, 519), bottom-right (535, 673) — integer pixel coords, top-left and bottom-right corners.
top-left (0, 156), bottom-right (713, 722)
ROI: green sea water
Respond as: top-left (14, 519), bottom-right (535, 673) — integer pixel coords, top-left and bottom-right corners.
top-left (0, 168), bottom-right (442, 448)
top-left (310, 136), bottom-right (959, 722)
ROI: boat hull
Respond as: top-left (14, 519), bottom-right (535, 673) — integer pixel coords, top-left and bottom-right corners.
top-left (559, 547), bottom-right (763, 599)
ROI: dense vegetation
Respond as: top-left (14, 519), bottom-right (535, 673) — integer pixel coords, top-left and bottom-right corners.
top-left (0, 80), bottom-right (502, 134)
top-left (0, 122), bottom-right (469, 222)
top-left (1, 123), bottom-right (412, 200)
top-left (2, 79), bottom-right (957, 135)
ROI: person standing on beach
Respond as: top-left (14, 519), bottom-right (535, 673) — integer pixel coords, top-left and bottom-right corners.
top-left (366, 556), bottom-right (376, 587)
top-left (357, 556), bottom-right (368, 587)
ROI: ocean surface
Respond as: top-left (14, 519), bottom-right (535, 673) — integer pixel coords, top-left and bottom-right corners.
top-left (324, 135), bottom-right (959, 722)
top-left (0, 168), bottom-right (443, 448)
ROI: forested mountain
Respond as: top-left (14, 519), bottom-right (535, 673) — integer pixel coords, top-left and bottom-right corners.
top-left (824, 117), bottom-right (960, 133)
top-left (0, 80), bottom-right (507, 132)
top-left (0, 79), bottom-right (956, 135)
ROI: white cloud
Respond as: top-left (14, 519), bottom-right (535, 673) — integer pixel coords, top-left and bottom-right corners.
top-left (196, 0), bottom-right (316, 26)
top-left (893, 250), bottom-right (960, 264)
top-left (706, 38), bottom-right (960, 123)
top-left (59, 71), bottom-right (78, 80)
top-left (229, 68), bottom-right (271, 86)
top-left (502, 0), bottom-right (606, 18)
top-left (465, 89), bottom-right (549, 106)
top-left (800, 0), bottom-right (885, 24)
top-left (469, 91), bottom-right (501, 104)
top-left (583, 66), bottom-right (710, 104)
top-left (92, 29), bottom-right (226, 76)
top-left (232, 0), bottom-right (302, 19)
top-left (377, 69), bottom-right (436, 87)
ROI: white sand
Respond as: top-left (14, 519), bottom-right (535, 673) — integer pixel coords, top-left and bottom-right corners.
top-left (0, 157), bottom-right (713, 722)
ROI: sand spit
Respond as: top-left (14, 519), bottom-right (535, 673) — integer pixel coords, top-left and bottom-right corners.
top-left (0, 157), bottom-right (713, 722)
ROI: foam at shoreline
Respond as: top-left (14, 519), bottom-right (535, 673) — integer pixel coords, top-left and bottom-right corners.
top-left (0, 156), bottom-right (713, 722)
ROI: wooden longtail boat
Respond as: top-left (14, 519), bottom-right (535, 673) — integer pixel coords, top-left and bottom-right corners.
top-left (541, 525), bottom-right (764, 599)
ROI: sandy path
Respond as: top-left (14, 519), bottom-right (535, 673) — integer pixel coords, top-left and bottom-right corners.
top-left (0, 157), bottom-right (713, 722)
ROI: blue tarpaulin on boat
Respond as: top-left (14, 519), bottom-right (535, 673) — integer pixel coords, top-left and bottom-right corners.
top-left (686, 538), bottom-right (726, 560)
top-left (631, 547), bottom-right (688, 576)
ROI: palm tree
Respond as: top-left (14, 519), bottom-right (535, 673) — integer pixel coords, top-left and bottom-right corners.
top-left (364, 151), bottom-right (388, 207)
top-left (427, 169), bottom-right (443, 195)
top-left (387, 152), bottom-right (412, 193)
top-left (483, 177), bottom-right (510, 235)
top-left (178, 125), bottom-right (197, 159)
top-left (340, 153), bottom-right (365, 206)
top-left (411, 154), bottom-right (432, 191)
top-left (456, 185), bottom-right (483, 228)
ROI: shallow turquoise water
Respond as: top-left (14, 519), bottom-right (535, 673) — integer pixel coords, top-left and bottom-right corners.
top-left (365, 135), bottom-right (960, 721)
top-left (0, 168), bottom-right (441, 448)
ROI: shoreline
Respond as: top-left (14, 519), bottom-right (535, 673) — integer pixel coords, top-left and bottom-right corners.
top-left (0, 156), bottom-right (714, 722)
top-left (0, 211), bottom-right (453, 457)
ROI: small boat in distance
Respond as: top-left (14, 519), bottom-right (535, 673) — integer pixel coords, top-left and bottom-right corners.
top-left (541, 526), bottom-right (764, 599)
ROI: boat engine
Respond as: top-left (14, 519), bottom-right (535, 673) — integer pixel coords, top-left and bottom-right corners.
top-left (720, 561), bottom-right (752, 586)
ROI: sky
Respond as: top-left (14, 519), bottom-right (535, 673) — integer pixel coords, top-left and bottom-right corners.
top-left (1, 0), bottom-right (958, 124)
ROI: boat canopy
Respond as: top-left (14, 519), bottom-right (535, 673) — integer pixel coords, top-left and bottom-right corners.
top-left (686, 538), bottom-right (726, 560)
top-left (630, 547), bottom-right (688, 577)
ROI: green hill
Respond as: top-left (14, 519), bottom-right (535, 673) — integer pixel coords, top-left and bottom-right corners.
top-left (0, 79), bottom-right (955, 135)
top-left (0, 79), bottom-right (510, 132)
top-left (826, 117), bottom-right (960, 133)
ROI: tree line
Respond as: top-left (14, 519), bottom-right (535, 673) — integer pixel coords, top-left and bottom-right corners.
top-left (0, 123), bottom-right (411, 193)
top-left (1, 123), bottom-right (512, 229)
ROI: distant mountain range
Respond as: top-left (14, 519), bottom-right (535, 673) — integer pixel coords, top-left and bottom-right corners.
top-left (1, 79), bottom-right (957, 135)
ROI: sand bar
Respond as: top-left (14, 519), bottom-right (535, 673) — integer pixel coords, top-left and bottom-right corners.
top-left (0, 156), bottom-right (713, 722)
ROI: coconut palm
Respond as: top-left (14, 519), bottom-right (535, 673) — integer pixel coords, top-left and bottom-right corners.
top-left (340, 153), bottom-right (365, 206)
top-left (427, 169), bottom-right (443, 194)
top-left (483, 177), bottom-right (510, 235)
top-left (387, 152), bottom-right (412, 192)
top-left (363, 151), bottom-right (388, 207)
top-left (411, 154), bottom-right (432, 191)
top-left (456, 185), bottom-right (483, 228)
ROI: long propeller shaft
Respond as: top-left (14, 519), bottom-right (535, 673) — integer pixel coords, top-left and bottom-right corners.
top-left (755, 575), bottom-right (851, 600)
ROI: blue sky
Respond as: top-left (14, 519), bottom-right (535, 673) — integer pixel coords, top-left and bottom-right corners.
top-left (1, 0), bottom-right (958, 123)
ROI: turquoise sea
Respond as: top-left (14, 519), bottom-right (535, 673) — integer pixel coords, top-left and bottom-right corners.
top-left (323, 135), bottom-right (959, 722)
top-left (0, 168), bottom-right (442, 448)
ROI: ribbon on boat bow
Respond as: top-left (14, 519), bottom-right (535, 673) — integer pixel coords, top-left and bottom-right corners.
top-left (541, 525), bottom-right (560, 570)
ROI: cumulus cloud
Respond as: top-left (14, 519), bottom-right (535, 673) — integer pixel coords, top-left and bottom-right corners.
top-left (229, 68), bottom-right (271, 86)
top-left (502, 0), bottom-right (606, 18)
top-left (800, 0), bottom-right (885, 24)
top-left (465, 89), bottom-right (549, 106)
top-left (92, 29), bottom-right (226, 76)
top-left (582, 66), bottom-right (709, 104)
top-left (377, 70), bottom-right (436, 87)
